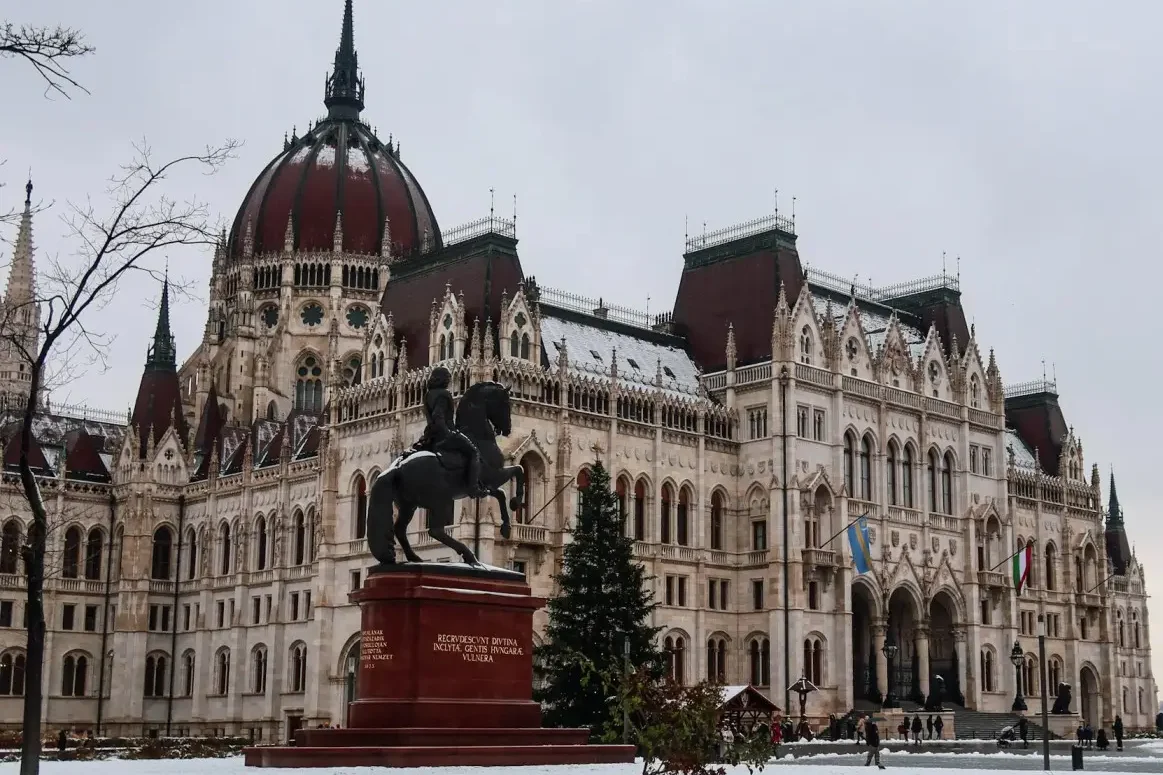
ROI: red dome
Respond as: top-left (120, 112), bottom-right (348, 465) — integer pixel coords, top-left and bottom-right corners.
top-left (226, 0), bottom-right (440, 260)
top-left (227, 120), bottom-right (441, 259)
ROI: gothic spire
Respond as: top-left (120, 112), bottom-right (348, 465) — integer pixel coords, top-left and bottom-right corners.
top-left (323, 0), bottom-right (365, 121)
top-left (5, 179), bottom-right (36, 306)
top-left (1108, 469), bottom-right (1123, 526)
top-left (145, 272), bottom-right (176, 370)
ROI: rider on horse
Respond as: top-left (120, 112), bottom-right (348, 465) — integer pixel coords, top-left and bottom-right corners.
top-left (412, 366), bottom-right (490, 498)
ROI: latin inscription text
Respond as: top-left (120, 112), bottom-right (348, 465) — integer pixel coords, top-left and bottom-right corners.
top-left (432, 633), bottom-right (525, 664)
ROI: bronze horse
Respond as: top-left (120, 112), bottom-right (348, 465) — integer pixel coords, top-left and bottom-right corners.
top-left (366, 380), bottom-right (525, 568)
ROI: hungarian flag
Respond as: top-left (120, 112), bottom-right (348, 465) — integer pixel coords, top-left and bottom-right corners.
top-left (1012, 543), bottom-right (1033, 595)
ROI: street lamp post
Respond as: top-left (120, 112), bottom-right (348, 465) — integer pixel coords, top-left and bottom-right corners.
top-left (1011, 641), bottom-right (1027, 712)
top-left (882, 638), bottom-right (899, 709)
top-left (1038, 614), bottom-right (1050, 771)
top-left (622, 636), bottom-right (631, 745)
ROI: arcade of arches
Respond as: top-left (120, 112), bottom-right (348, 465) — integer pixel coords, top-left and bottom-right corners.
top-left (852, 583), bottom-right (964, 706)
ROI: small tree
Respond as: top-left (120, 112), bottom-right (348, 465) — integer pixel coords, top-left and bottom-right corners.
top-left (2, 139), bottom-right (236, 775)
top-left (535, 459), bottom-right (662, 734)
top-left (603, 666), bottom-right (776, 775)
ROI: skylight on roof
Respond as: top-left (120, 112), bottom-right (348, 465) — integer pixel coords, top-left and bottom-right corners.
top-left (590, 350), bottom-right (603, 361)
top-left (663, 366), bottom-right (676, 379)
top-left (627, 358), bottom-right (640, 369)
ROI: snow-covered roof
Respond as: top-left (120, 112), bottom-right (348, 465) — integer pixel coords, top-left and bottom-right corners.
top-left (810, 293), bottom-right (927, 360)
top-left (539, 312), bottom-right (701, 398)
top-left (1005, 428), bottom-right (1038, 469)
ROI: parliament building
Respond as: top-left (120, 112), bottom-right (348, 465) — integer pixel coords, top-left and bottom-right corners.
top-left (0, 0), bottom-right (1155, 741)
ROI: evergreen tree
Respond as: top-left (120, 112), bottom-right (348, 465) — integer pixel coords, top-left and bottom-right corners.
top-left (535, 459), bottom-right (662, 733)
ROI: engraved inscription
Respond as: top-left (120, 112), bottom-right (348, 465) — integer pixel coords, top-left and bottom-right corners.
top-left (361, 629), bottom-right (394, 668)
top-left (432, 633), bottom-right (526, 664)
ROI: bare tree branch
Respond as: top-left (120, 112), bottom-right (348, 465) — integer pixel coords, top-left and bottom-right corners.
top-left (1, 137), bottom-right (237, 775)
top-left (0, 21), bottom-right (93, 99)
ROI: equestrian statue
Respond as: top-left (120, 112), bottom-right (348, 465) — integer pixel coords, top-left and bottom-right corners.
top-left (366, 366), bottom-right (525, 569)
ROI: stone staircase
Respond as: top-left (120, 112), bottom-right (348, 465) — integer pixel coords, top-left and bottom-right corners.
top-left (945, 705), bottom-right (1056, 741)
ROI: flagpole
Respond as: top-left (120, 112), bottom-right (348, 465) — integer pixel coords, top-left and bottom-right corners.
top-left (818, 512), bottom-right (870, 550)
top-left (1084, 571), bottom-right (1118, 595)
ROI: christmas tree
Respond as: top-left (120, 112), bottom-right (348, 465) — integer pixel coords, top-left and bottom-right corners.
top-left (535, 459), bottom-right (662, 734)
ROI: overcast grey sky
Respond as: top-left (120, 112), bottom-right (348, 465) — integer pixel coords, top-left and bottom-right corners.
top-left (4, 1), bottom-right (1160, 683)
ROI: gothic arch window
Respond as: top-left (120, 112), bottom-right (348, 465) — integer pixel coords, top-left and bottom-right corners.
top-left (185, 527), bottom-right (198, 580)
top-left (84, 528), bottom-right (103, 581)
top-left (676, 487), bottom-right (691, 546)
top-left (342, 356), bottom-right (362, 387)
top-left (61, 652), bottom-right (89, 697)
top-left (843, 434), bottom-right (856, 495)
top-left (294, 354), bottom-right (324, 413)
top-left (266, 400), bottom-right (279, 421)
top-left (799, 326), bottom-right (813, 365)
top-left (254, 516), bottom-right (268, 571)
top-left (62, 526), bottom-right (82, 579)
top-left (521, 333), bottom-right (531, 360)
top-left (804, 503), bottom-right (819, 549)
top-left (633, 479), bottom-right (647, 541)
top-left (354, 475), bottom-right (368, 539)
top-left (859, 435), bottom-right (874, 500)
top-left (928, 450), bottom-right (941, 514)
top-left (710, 491), bottom-right (725, 551)
top-left (663, 635), bottom-right (686, 684)
top-left (251, 646), bottom-right (268, 694)
top-left (182, 652), bottom-right (195, 697)
top-left (575, 469), bottom-right (591, 521)
top-left (970, 375), bottom-right (980, 409)
top-left (902, 445), bottom-right (915, 508)
top-left (804, 636), bottom-right (825, 685)
top-left (143, 653), bottom-right (167, 698)
top-left (1044, 543), bottom-right (1057, 590)
top-left (0, 520), bottom-right (20, 575)
top-left (0, 651), bottom-right (26, 696)
top-left (1022, 655), bottom-right (1038, 697)
top-left (979, 649), bottom-right (996, 692)
top-left (1048, 656), bottom-right (1062, 689)
top-left (289, 643), bottom-right (307, 693)
top-left (749, 637), bottom-right (771, 686)
top-left (615, 476), bottom-right (629, 534)
top-left (440, 334), bottom-right (450, 361)
top-left (151, 526), bottom-right (173, 580)
top-left (218, 523), bottom-right (231, 576)
top-left (941, 451), bottom-right (954, 514)
top-left (706, 636), bottom-right (728, 683)
top-left (1117, 611), bottom-right (1125, 648)
top-left (887, 442), bottom-right (899, 506)
top-left (509, 331), bottom-right (519, 358)
top-left (660, 483), bottom-right (674, 545)
top-left (293, 511), bottom-right (307, 565)
top-left (215, 649), bottom-right (230, 695)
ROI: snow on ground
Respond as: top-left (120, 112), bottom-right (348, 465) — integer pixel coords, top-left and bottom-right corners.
top-left (2, 755), bottom-right (1162, 775)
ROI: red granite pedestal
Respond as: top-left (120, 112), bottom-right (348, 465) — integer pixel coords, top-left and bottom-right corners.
top-left (244, 563), bottom-right (635, 768)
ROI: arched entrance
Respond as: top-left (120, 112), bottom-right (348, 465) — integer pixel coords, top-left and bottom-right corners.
top-left (1079, 665), bottom-right (1101, 724)
top-left (886, 587), bottom-right (921, 704)
top-left (851, 581), bottom-right (880, 702)
top-left (929, 591), bottom-right (962, 705)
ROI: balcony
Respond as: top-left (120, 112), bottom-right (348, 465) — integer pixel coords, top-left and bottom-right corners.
top-left (744, 550), bottom-right (769, 566)
top-left (888, 506), bottom-right (923, 526)
top-left (0, 574), bottom-right (23, 589)
top-left (148, 580), bottom-right (175, 594)
top-left (509, 523), bottom-right (548, 545)
top-left (802, 548), bottom-right (836, 568)
top-left (1075, 592), bottom-right (1102, 609)
top-left (977, 571), bottom-right (1007, 590)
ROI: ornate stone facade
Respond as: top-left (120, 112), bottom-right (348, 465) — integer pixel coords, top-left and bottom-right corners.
top-left (0, 0), bottom-right (1155, 742)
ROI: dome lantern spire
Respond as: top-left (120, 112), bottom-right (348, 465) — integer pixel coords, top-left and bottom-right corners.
top-left (324, 0), bottom-right (365, 121)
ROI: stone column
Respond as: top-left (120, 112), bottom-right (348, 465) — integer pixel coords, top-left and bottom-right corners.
top-left (915, 623), bottom-right (931, 699)
top-left (953, 625), bottom-right (968, 704)
top-left (873, 622), bottom-right (888, 700)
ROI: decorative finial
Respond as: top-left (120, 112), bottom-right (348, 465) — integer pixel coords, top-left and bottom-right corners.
top-left (24, 178), bottom-right (33, 207)
top-left (323, 0), bottom-right (366, 120)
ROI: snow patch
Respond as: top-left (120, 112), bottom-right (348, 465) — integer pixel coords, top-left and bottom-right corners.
top-left (314, 145), bottom-right (337, 168)
top-left (346, 147), bottom-right (371, 175)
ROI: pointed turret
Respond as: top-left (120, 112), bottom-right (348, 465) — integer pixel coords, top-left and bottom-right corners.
top-left (0, 178), bottom-right (42, 406)
top-left (130, 276), bottom-right (189, 457)
top-left (323, 0), bottom-right (366, 121)
top-left (1105, 469), bottom-right (1131, 575)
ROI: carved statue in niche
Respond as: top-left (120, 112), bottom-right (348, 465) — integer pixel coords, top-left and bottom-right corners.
top-left (892, 531), bottom-right (900, 548)
top-left (272, 516), bottom-right (284, 566)
top-left (909, 533), bottom-right (918, 550)
top-left (199, 525), bottom-right (211, 577)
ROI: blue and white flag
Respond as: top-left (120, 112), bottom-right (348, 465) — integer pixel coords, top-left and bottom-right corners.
top-left (847, 513), bottom-right (872, 575)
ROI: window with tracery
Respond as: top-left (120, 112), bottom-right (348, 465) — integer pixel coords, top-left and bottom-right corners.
top-left (295, 355), bottom-right (324, 413)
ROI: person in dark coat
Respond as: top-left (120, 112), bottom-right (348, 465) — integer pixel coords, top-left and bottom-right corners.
top-left (1113, 715), bottom-right (1124, 751)
top-left (1096, 729), bottom-right (1109, 750)
top-left (933, 715), bottom-right (944, 739)
top-left (57, 729), bottom-right (67, 751)
top-left (910, 714), bottom-right (922, 745)
top-left (863, 716), bottom-right (885, 769)
top-left (926, 715), bottom-right (934, 739)
top-left (1018, 716), bottom-right (1029, 748)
